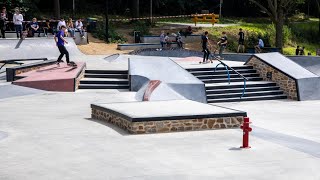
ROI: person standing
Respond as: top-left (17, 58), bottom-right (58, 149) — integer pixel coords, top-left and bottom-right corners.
top-left (295, 46), bottom-right (300, 55)
top-left (30, 18), bottom-right (40, 37)
top-left (54, 25), bottom-right (71, 65)
top-left (217, 31), bottom-right (228, 58)
top-left (200, 31), bottom-right (211, 64)
top-left (13, 8), bottom-right (23, 39)
top-left (75, 18), bottom-right (85, 39)
top-left (237, 28), bottom-right (245, 53)
top-left (0, 7), bottom-right (8, 38)
top-left (159, 31), bottom-right (165, 51)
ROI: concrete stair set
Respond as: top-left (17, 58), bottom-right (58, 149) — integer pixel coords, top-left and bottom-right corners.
top-left (79, 70), bottom-right (129, 90)
top-left (187, 65), bottom-right (287, 103)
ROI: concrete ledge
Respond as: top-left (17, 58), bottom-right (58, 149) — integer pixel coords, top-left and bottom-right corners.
top-left (6, 59), bottom-right (55, 82)
top-left (91, 100), bottom-right (246, 134)
top-left (117, 43), bottom-right (178, 51)
top-left (141, 35), bottom-right (201, 44)
top-left (13, 62), bottom-right (86, 92)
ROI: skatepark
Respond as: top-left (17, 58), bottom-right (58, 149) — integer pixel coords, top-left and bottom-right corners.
top-left (1, 38), bottom-right (320, 179)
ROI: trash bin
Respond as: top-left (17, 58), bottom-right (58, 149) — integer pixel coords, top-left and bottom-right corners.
top-left (87, 17), bottom-right (98, 32)
top-left (134, 31), bottom-right (141, 43)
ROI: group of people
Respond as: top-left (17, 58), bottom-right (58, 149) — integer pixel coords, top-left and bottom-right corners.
top-left (159, 31), bottom-right (183, 50)
top-left (295, 46), bottom-right (306, 56)
top-left (0, 7), bottom-right (85, 39)
top-left (200, 31), bottom-right (228, 63)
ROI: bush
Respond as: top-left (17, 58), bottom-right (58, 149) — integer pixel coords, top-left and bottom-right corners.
top-left (92, 21), bottom-right (127, 43)
top-left (132, 20), bottom-right (151, 36)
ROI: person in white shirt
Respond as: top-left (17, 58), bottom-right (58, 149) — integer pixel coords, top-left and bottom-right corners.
top-left (13, 8), bottom-right (23, 39)
top-left (57, 18), bottom-right (66, 30)
top-left (75, 19), bottom-right (85, 39)
top-left (255, 37), bottom-right (264, 53)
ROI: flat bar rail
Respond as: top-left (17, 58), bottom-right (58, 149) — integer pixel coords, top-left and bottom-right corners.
top-left (0, 58), bottom-right (48, 72)
top-left (214, 59), bottom-right (249, 98)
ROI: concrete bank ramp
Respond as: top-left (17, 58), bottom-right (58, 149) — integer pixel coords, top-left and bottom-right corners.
top-left (0, 38), bottom-right (84, 60)
top-left (288, 56), bottom-right (320, 76)
top-left (246, 53), bottom-right (320, 101)
top-left (0, 84), bottom-right (44, 100)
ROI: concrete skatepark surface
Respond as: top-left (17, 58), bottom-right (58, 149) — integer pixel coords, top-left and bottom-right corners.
top-left (0, 38), bottom-right (84, 60)
top-left (1, 38), bottom-right (320, 179)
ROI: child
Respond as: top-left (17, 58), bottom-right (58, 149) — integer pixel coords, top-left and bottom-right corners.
top-left (200, 31), bottom-right (211, 64)
top-left (176, 32), bottom-right (183, 48)
top-left (255, 37), bottom-right (264, 53)
top-left (30, 18), bottom-right (40, 37)
top-left (54, 25), bottom-right (75, 67)
top-left (159, 31), bottom-right (165, 50)
top-left (217, 32), bottom-right (228, 58)
top-left (237, 28), bottom-right (245, 53)
top-left (13, 8), bottom-right (23, 39)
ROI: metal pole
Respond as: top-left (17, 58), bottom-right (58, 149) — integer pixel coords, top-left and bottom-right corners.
top-left (72, 0), bottom-right (75, 18)
top-left (219, 0), bottom-right (222, 18)
top-left (105, 0), bottom-right (109, 43)
top-left (150, 0), bottom-right (153, 23)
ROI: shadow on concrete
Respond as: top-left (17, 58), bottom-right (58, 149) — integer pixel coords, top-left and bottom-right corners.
top-left (36, 66), bottom-right (68, 72)
top-left (14, 39), bottom-right (23, 49)
top-left (84, 117), bottom-right (129, 136)
top-left (229, 147), bottom-right (242, 151)
top-left (0, 131), bottom-right (8, 141)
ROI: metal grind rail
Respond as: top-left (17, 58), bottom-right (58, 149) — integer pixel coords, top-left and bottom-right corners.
top-left (214, 60), bottom-right (249, 98)
top-left (0, 58), bottom-right (48, 72)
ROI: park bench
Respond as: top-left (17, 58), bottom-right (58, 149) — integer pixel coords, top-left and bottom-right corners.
top-left (117, 42), bottom-right (180, 51)
top-left (246, 47), bottom-right (281, 54)
top-left (140, 34), bottom-right (202, 44)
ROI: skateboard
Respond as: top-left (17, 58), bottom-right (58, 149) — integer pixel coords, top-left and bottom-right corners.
top-left (67, 61), bottom-right (77, 67)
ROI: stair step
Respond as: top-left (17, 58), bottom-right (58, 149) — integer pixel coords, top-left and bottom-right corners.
top-left (85, 70), bottom-right (128, 74)
top-left (202, 77), bottom-right (263, 83)
top-left (84, 73), bottom-right (128, 79)
top-left (80, 78), bottom-right (129, 84)
top-left (207, 90), bottom-right (284, 99)
top-left (190, 69), bottom-right (257, 76)
top-left (206, 86), bottom-right (280, 94)
top-left (186, 66), bottom-right (253, 72)
top-left (196, 73), bottom-right (260, 80)
top-left (205, 81), bottom-right (277, 90)
top-left (78, 84), bottom-right (129, 89)
top-left (208, 94), bottom-right (287, 103)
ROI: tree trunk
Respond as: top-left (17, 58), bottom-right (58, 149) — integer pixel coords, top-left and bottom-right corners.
top-left (132, 0), bottom-right (140, 18)
top-left (54, 0), bottom-right (60, 19)
top-left (275, 8), bottom-right (284, 50)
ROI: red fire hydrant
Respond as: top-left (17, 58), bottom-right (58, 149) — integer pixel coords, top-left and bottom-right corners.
top-left (240, 117), bottom-right (252, 149)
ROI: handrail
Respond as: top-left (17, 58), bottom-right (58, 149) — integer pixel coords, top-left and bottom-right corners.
top-left (214, 59), bottom-right (248, 98)
top-left (0, 58), bottom-right (48, 71)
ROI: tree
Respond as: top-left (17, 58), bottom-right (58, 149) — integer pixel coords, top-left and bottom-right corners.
top-left (54, 0), bottom-right (60, 19)
top-left (249, 0), bottom-right (304, 50)
top-left (132, 0), bottom-right (139, 17)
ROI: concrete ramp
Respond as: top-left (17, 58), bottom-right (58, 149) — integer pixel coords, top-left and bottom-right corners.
top-left (0, 38), bottom-right (84, 60)
top-left (289, 56), bottom-right (320, 76)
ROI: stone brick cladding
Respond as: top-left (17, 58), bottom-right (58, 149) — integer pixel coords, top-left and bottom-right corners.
top-left (247, 57), bottom-right (298, 100)
top-left (92, 108), bottom-right (244, 134)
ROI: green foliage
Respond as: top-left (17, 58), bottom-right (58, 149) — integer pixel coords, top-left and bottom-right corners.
top-left (92, 21), bottom-right (127, 43)
top-left (289, 21), bottom-right (320, 44)
top-left (132, 20), bottom-right (151, 36)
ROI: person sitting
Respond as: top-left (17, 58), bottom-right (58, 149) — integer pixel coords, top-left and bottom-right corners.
top-left (299, 47), bottom-right (305, 56)
top-left (164, 33), bottom-right (171, 48)
top-left (255, 37), bottom-right (264, 53)
top-left (57, 18), bottom-right (66, 30)
top-left (67, 18), bottom-right (75, 38)
top-left (43, 20), bottom-right (54, 37)
top-left (75, 18), bottom-right (85, 39)
top-left (30, 18), bottom-right (40, 37)
top-left (185, 26), bottom-right (193, 37)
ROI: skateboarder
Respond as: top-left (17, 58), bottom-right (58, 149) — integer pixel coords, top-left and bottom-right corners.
top-left (54, 25), bottom-right (76, 67)
top-left (200, 31), bottom-right (211, 64)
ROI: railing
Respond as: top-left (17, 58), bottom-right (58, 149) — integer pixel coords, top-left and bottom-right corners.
top-left (214, 59), bottom-right (248, 98)
top-left (0, 58), bottom-right (48, 73)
